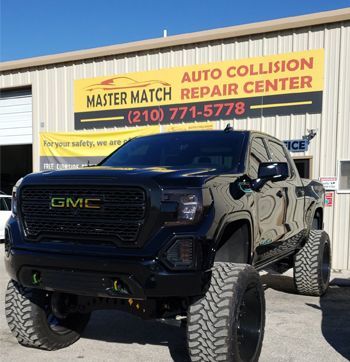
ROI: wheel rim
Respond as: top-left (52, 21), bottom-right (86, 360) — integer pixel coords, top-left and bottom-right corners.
top-left (321, 242), bottom-right (331, 285)
top-left (236, 283), bottom-right (263, 361)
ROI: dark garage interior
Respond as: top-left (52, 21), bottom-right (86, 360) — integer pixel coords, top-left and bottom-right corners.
top-left (0, 144), bottom-right (32, 195)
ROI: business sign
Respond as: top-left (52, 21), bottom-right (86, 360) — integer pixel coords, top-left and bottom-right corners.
top-left (283, 139), bottom-right (309, 152)
top-left (74, 49), bottom-right (324, 129)
top-left (325, 192), bottom-right (334, 207)
top-left (40, 122), bottom-right (215, 170)
top-left (319, 176), bottom-right (337, 191)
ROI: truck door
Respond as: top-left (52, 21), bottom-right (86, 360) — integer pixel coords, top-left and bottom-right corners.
top-left (267, 140), bottom-right (305, 244)
top-left (248, 137), bottom-right (287, 258)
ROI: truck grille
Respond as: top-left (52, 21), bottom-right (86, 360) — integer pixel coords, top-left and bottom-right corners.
top-left (20, 186), bottom-right (146, 245)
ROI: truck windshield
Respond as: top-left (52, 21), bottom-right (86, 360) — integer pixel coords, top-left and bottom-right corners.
top-left (101, 132), bottom-right (247, 172)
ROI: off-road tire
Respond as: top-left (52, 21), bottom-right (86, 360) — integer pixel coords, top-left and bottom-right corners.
top-left (294, 230), bottom-right (331, 296)
top-left (5, 280), bottom-right (90, 350)
top-left (187, 263), bottom-right (265, 362)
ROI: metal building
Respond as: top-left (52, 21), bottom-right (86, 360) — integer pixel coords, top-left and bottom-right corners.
top-left (1, 8), bottom-right (350, 269)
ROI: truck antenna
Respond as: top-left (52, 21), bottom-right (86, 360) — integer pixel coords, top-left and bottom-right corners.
top-left (224, 124), bottom-right (233, 132)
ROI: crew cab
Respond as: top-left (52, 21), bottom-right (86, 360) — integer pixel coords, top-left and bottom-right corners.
top-left (4, 129), bottom-right (330, 362)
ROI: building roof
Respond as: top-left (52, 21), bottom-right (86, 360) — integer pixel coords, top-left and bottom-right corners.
top-left (1, 8), bottom-right (350, 72)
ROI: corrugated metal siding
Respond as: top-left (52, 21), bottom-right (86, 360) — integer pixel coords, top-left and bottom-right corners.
top-left (333, 23), bottom-right (350, 270)
top-left (0, 21), bottom-right (349, 269)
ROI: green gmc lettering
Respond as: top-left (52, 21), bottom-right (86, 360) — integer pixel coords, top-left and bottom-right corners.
top-left (51, 197), bottom-right (101, 209)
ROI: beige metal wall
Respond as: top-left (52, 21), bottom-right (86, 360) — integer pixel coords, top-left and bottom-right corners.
top-left (1, 21), bottom-right (349, 269)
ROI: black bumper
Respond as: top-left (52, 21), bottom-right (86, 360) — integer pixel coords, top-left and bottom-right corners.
top-left (5, 248), bottom-right (211, 299)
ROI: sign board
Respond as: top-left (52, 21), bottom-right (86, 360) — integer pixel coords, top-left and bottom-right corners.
top-left (319, 176), bottom-right (337, 191)
top-left (283, 139), bottom-right (309, 152)
top-left (325, 192), bottom-right (334, 207)
top-left (39, 122), bottom-right (215, 170)
top-left (74, 49), bottom-right (324, 130)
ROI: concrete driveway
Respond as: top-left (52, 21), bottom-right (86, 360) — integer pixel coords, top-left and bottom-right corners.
top-left (0, 247), bottom-right (349, 361)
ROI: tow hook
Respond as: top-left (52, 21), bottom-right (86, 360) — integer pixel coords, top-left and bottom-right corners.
top-left (31, 271), bottom-right (41, 286)
top-left (106, 278), bottom-right (130, 296)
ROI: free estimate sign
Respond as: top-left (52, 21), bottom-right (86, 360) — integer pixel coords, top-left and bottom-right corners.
top-left (74, 49), bottom-right (324, 129)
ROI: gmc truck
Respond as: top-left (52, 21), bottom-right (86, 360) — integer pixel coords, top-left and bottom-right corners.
top-left (4, 129), bottom-right (331, 362)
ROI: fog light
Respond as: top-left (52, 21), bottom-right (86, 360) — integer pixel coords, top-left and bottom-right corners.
top-left (165, 239), bottom-right (194, 269)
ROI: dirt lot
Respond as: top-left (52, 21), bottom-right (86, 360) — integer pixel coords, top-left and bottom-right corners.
top-left (0, 247), bottom-right (350, 362)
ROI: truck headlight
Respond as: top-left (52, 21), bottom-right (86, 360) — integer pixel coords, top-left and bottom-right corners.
top-left (162, 189), bottom-right (202, 225)
top-left (11, 178), bottom-right (23, 216)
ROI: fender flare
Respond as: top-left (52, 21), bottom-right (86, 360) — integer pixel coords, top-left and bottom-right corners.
top-left (212, 211), bottom-right (255, 261)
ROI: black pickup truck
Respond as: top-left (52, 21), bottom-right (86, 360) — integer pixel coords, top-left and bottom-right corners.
top-left (4, 129), bottom-right (330, 361)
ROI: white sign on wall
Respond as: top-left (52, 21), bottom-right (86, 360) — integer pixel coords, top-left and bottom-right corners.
top-left (319, 176), bottom-right (337, 191)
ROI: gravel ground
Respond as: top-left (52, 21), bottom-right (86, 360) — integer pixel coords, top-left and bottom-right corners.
top-left (1, 248), bottom-right (350, 362)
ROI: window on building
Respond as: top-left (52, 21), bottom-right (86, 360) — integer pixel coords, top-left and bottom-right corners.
top-left (293, 158), bottom-right (312, 179)
top-left (338, 160), bottom-right (350, 193)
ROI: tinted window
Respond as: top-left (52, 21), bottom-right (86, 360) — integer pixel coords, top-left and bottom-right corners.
top-left (268, 141), bottom-right (288, 163)
top-left (102, 132), bottom-right (247, 172)
top-left (249, 138), bottom-right (270, 178)
top-left (268, 140), bottom-right (295, 177)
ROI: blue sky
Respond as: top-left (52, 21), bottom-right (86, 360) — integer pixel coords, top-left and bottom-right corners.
top-left (1, 0), bottom-right (349, 61)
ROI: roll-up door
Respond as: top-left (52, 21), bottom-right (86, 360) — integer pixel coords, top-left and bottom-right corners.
top-left (0, 88), bottom-right (32, 146)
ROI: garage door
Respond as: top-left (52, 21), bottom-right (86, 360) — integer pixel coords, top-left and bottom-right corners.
top-left (0, 89), bottom-right (32, 146)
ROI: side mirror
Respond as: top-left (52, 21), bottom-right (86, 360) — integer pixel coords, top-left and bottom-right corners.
top-left (258, 162), bottom-right (289, 181)
top-left (251, 162), bottom-right (289, 191)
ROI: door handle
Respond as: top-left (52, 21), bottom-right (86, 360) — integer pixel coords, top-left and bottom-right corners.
top-left (296, 189), bottom-right (304, 197)
top-left (276, 190), bottom-right (283, 198)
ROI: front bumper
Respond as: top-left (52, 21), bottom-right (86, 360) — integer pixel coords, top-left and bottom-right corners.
top-left (5, 247), bottom-right (211, 299)
top-left (4, 213), bottom-right (214, 299)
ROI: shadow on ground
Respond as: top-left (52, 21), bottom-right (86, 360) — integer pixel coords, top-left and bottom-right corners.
top-left (82, 310), bottom-right (190, 362)
top-left (81, 272), bottom-right (350, 362)
top-left (262, 272), bottom-right (350, 360)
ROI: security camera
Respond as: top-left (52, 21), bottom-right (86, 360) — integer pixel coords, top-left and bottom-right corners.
top-left (302, 129), bottom-right (318, 142)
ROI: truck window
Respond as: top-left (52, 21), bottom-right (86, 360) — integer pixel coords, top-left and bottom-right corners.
top-left (248, 138), bottom-right (270, 179)
top-left (102, 132), bottom-right (247, 173)
top-left (268, 141), bottom-right (288, 163)
top-left (268, 140), bottom-right (296, 178)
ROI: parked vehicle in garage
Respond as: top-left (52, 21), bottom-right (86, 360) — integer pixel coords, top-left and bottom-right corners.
top-left (3, 129), bottom-right (330, 361)
top-left (0, 193), bottom-right (11, 242)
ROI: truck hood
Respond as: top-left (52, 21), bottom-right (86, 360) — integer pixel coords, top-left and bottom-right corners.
top-left (21, 166), bottom-right (220, 188)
